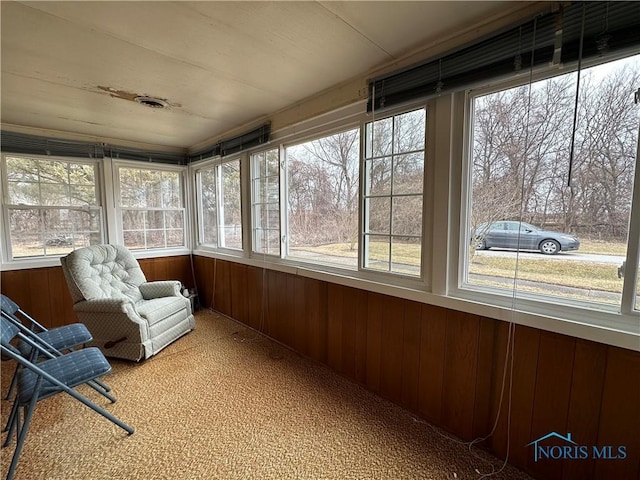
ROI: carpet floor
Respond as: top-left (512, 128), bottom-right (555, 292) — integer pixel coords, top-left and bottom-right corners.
top-left (1, 309), bottom-right (534, 480)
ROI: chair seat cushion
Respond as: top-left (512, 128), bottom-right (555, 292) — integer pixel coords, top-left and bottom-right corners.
top-left (136, 297), bottom-right (186, 327)
top-left (18, 347), bottom-right (111, 404)
top-left (17, 323), bottom-right (93, 357)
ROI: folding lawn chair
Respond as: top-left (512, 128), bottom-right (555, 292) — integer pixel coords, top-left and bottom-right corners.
top-left (0, 294), bottom-right (109, 401)
top-left (0, 317), bottom-right (134, 480)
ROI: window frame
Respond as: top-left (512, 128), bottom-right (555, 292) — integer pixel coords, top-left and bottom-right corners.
top-left (250, 148), bottom-right (281, 257)
top-left (192, 154), bottom-right (245, 254)
top-left (450, 55), bottom-right (640, 337)
top-left (361, 107), bottom-right (428, 280)
top-left (1, 153), bottom-right (104, 265)
top-left (113, 160), bottom-right (189, 255)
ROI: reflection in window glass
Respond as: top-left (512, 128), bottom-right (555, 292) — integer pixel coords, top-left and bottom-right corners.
top-left (252, 149), bottom-right (280, 255)
top-left (286, 128), bottom-right (360, 268)
top-left (465, 55), bottom-right (640, 307)
top-left (3, 155), bottom-right (102, 258)
top-left (222, 160), bottom-right (243, 250)
top-left (196, 159), bottom-right (242, 250)
top-left (198, 167), bottom-right (218, 246)
top-left (118, 166), bottom-right (185, 250)
top-left (363, 108), bottom-right (425, 276)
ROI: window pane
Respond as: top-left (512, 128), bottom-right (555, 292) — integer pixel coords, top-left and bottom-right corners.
top-left (199, 167), bottom-right (218, 247)
top-left (252, 149), bottom-right (280, 255)
top-left (9, 207), bottom-right (101, 258)
top-left (393, 153), bottom-right (424, 195)
top-left (119, 166), bottom-right (184, 250)
top-left (222, 160), bottom-right (242, 249)
top-left (162, 171), bottom-right (181, 208)
top-left (391, 236), bottom-right (421, 275)
top-left (366, 197), bottom-right (391, 234)
top-left (145, 210), bottom-right (165, 230)
top-left (5, 157), bottom-right (98, 208)
top-left (364, 235), bottom-right (390, 272)
top-left (146, 230), bottom-right (165, 249)
top-left (8, 209), bottom-right (44, 258)
top-left (465, 55), bottom-right (640, 307)
top-left (286, 128), bottom-right (360, 268)
top-left (364, 108), bottom-right (425, 276)
top-left (365, 158), bottom-right (392, 196)
top-left (365, 117), bottom-right (392, 158)
top-left (392, 196), bottom-right (422, 236)
top-left (124, 231), bottom-right (144, 249)
top-left (394, 109), bottom-right (426, 153)
top-left (119, 167), bottom-right (163, 208)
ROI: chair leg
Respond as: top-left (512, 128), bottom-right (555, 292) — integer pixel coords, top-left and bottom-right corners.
top-left (92, 378), bottom-right (111, 393)
top-left (4, 364), bottom-right (19, 400)
top-left (2, 397), bottom-right (20, 446)
top-left (5, 393), bottom-right (39, 480)
top-left (87, 380), bottom-right (117, 403)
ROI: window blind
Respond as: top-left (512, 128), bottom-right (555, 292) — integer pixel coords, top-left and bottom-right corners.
top-left (0, 131), bottom-right (103, 158)
top-left (367, 2), bottom-right (640, 113)
top-left (188, 123), bottom-right (271, 162)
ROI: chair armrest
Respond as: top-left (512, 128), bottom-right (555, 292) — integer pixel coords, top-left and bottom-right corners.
top-left (139, 281), bottom-right (181, 299)
top-left (74, 298), bottom-right (134, 313)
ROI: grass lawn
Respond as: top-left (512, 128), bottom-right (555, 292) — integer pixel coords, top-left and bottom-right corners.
top-left (301, 240), bottom-right (625, 296)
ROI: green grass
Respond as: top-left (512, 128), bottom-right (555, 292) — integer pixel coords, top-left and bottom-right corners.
top-left (577, 239), bottom-right (626, 256)
top-left (469, 256), bottom-right (622, 293)
top-left (302, 240), bottom-right (624, 297)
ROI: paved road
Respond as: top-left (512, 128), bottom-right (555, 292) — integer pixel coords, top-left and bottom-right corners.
top-left (475, 249), bottom-right (626, 265)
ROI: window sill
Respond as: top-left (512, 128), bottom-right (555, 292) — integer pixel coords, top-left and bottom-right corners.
top-left (1, 247), bottom-right (192, 271)
top-left (193, 251), bottom-right (640, 352)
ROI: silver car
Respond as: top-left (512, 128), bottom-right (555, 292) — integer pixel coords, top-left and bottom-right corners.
top-left (474, 221), bottom-right (580, 255)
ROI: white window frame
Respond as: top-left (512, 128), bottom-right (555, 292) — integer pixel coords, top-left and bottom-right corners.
top-left (0, 153), bottom-right (104, 267)
top-left (113, 160), bottom-right (189, 256)
top-left (361, 107), bottom-right (427, 280)
top-left (449, 56), bottom-right (640, 342)
top-left (193, 155), bottom-right (245, 254)
top-left (250, 148), bottom-right (281, 257)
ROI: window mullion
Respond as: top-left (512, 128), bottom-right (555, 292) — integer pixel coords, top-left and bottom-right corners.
top-left (621, 125), bottom-right (640, 315)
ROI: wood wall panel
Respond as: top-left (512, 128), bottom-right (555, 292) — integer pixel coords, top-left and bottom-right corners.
top-left (562, 339), bottom-right (607, 480)
top-left (379, 295), bottom-right (405, 405)
top-left (400, 300), bottom-right (422, 412)
top-left (442, 309), bottom-right (480, 439)
top-left (417, 304), bottom-right (447, 424)
top-left (5, 255), bottom-right (638, 480)
top-left (594, 347), bottom-right (640, 479)
top-left (192, 257), bottom-right (639, 480)
top-left (528, 332), bottom-right (576, 480)
top-left (365, 292), bottom-right (384, 394)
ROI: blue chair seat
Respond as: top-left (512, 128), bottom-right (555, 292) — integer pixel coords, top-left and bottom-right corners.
top-left (17, 323), bottom-right (93, 357)
top-left (18, 347), bottom-right (112, 404)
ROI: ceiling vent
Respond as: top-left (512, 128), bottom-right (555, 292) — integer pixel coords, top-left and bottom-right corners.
top-left (134, 96), bottom-right (168, 109)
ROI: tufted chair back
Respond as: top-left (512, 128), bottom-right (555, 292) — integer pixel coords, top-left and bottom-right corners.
top-left (61, 244), bottom-right (146, 304)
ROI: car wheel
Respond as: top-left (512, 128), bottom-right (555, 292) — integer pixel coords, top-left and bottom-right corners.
top-left (475, 238), bottom-right (487, 250)
top-left (540, 239), bottom-right (560, 255)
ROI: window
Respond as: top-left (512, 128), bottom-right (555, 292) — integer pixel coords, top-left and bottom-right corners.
top-left (251, 149), bottom-right (280, 255)
top-left (463, 55), bottom-right (640, 311)
top-left (117, 165), bottom-right (185, 250)
top-left (285, 127), bottom-right (360, 268)
top-left (363, 108), bottom-right (425, 276)
top-left (1, 154), bottom-right (102, 259)
top-left (195, 158), bottom-right (242, 250)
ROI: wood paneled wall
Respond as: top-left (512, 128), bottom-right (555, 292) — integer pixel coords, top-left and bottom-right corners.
top-left (0, 255), bottom-right (194, 330)
top-left (193, 256), bottom-right (640, 480)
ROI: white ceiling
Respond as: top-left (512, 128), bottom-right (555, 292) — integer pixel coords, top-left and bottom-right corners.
top-left (1, 1), bottom-right (530, 150)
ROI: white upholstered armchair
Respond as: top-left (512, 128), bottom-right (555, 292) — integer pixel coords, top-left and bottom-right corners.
top-left (60, 244), bottom-right (195, 361)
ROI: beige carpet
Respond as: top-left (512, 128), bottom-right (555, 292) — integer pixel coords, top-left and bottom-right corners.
top-left (1, 310), bottom-right (533, 480)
